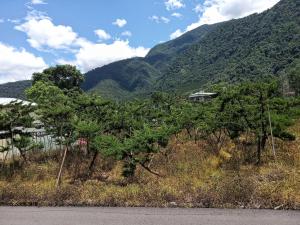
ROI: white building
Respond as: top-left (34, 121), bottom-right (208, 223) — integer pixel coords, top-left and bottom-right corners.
top-left (189, 91), bottom-right (217, 102)
top-left (0, 98), bottom-right (36, 106)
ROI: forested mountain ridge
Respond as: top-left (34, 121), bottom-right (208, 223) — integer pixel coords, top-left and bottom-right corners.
top-left (0, 0), bottom-right (299, 100)
top-left (81, 58), bottom-right (162, 100)
top-left (144, 24), bottom-right (217, 70)
top-left (83, 0), bottom-right (300, 99)
top-left (157, 0), bottom-right (300, 93)
top-left (0, 80), bottom-right (31, 99)
top-left (81, 25), bottom-right (217, 99)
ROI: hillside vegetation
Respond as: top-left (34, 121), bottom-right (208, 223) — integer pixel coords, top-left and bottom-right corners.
top-left (83, 0), bottom-right (300, 99)
top-left (0, 80), bottom-right (31, 99)
top-left (1, 0), bottom-right (299, 101)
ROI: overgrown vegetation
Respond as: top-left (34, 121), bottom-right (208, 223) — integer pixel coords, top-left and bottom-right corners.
top-left (0, 65), bottom-right (299, 208)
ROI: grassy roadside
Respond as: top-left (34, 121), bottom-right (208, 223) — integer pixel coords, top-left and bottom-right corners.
top-left (0, 122), bottom-right (299, 209)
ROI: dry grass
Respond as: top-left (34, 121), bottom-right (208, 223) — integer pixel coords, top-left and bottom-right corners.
top-left (0, 122), bottom-right (299, 209)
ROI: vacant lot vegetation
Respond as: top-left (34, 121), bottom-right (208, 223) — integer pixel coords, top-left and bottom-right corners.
top-left (0, 65), bottom-right (299, 209)
top-left (0, 121), bottom-right (299, 209)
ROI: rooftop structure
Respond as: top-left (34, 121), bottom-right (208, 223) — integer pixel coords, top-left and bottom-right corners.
top-left (189, 91), bottom-right (217, 102)
top-left (0, 98), bottom-right (36, 106)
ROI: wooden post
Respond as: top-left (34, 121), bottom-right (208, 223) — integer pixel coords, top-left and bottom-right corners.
top-left (268, 104), bottom-right (276, 159)
top-left (56, 145), bottom-right (68, 188)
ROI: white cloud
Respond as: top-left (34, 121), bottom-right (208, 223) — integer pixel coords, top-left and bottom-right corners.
top-left (121, 31), bottom-right (132, 37)
top-left (7, 19), bottom-right (21, 24)
top-left (161, 16), bottom-right (170, 23)
top-left (149, 15), bottom-right (170, 24)
top-left (0, 42), bottom-right (47, 83)
top-left (171, 12), bottom-right (182, 18)
top-left (58, 40), bottom-right (150, 72)
top-left (187, 0), bottom-right (280, 31)
top-left (171, 0), bottom-right (280, 39)
top-left (13, 10), bottom-right (149, 76)
top-left (31, 0), bottom-right (47, 5)
top-left (94, 29), bottom-right (111, 41)
top-left (112, 18), bottom-right (127, 28)
top-left (15, 17), bottom-right (78, 51)
top-left (170, 29), bottom-right (184, 39)
top-left (194, 4), bottom-right (204, 13)
top-left (25, 9), bottom-right (49, 21)
top-left (149, 15), bottom-right (159, 23)
top-left (165, 0), bottom-right (185, 11)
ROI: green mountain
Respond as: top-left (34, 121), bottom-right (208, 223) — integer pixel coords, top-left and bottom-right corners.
top-left (0, 80), bottom-right (32, 100)
top-left (157, 0), bottom-right (300, 93)
top-left (83, 0), bottom-right (300, 99)
top-left (81, 58), bottom-right (161, 100)
top-left (1, 0), bottom-right (299, 100)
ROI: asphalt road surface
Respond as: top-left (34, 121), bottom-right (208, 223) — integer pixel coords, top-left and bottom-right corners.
top-left (0, 207), bottom-right (299, 225)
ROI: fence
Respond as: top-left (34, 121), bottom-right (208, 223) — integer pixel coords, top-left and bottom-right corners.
top-left (0, 129), bottom-right (60, 160)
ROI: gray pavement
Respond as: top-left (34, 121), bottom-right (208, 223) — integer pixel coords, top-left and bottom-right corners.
top-left (0, 207), bottom-right (299, 225)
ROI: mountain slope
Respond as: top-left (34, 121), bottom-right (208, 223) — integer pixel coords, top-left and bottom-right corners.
top-left (145, 24), bottom-right (217, 70)
top-left (82, 57), bottom-right (161, 100)
top-left (0, 80), bottom-right (32, 100)
top-left (82, 25), bottom-right (217, 100)
top-left (83, 0), bottom-right (300, 99)
top-left (1, 0), bottom-right (299, 100)
top-left (157, 0), bottom-right (300, 93)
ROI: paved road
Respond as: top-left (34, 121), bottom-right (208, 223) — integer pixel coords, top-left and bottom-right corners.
top-left (0, 207), bottom-right (299, 225)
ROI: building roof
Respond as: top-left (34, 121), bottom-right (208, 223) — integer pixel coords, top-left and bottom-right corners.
top-left (0, 98), bottom-right (36, 106)
top-left (189, 91), bottom-right (217, 98)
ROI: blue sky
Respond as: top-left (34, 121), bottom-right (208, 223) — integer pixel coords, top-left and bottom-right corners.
top-left (0, 0), bottom-right (280, 83)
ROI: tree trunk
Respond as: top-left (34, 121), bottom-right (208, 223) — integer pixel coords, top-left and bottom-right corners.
top-left (59, 125), bottom-right (63, 153)
top-left (139, 162), bottom-right (162, 177)
top-left (186, 128), bottom-right (192, 139)
top-left (88, 151), bottom-right (99, 175)
top-left (261, 133), bottom-right (268, 151)
top-left (19, 149), bottom-right (27, 163)
top-left (256, 136), bottom-right (261, 165)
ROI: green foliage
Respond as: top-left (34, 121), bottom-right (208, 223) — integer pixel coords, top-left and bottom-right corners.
top-left (1, 1), bottom-right (299, 101)
top-left (212, 80), bottom-right (299, 163)
top-left (0, 101), bottom-right (36, 161)
top-left (32, 65), bottom-right (84, 91)
top-left (92, 135), bottom-right (120, 157)
top-left (0, 101), bottom-right (35, 131)
top-left (82, 58), bottom-right (161, 101)
top-left (19, 65), bottom-right (300, 179)
top-left (26, 80), bottom-right (76, 148)
top-left (159, 0), bottom-right (300, 93)
top-left (82, 0), bottom-right (300, 100)
top-left (287, 60), bottom-right (300, 96)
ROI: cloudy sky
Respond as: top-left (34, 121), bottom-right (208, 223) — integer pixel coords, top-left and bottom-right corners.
top-left (0, 0), bottom-right (280, 83)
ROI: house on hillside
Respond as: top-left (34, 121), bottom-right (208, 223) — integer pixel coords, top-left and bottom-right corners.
top-left (0, 97), bottom-right (36, 106)
top-left (189, 91), bottom-right (217, 102)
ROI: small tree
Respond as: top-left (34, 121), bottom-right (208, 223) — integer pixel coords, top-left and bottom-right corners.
top-left (0, 101), bottom-right (36, 164)
top-left (26, 81), bottom-right (76, 187)
top-left (217, 80), bottom-right (295, 164)
top-left (32, 65), bottom-right (84, 91)
top-left (97, 93), bottom-right (179, 178)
